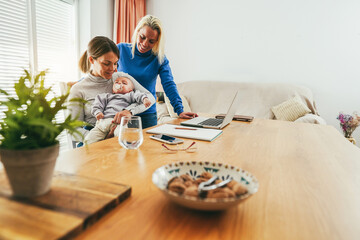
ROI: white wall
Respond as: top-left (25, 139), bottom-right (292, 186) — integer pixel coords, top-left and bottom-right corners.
top-left (147, 0), bottom-right (360, 140)
top-left (77, 0), bottom-right (114, 58)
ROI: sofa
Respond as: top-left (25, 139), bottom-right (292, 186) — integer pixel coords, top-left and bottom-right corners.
top-left (157, 81), bottom-right (326, 125)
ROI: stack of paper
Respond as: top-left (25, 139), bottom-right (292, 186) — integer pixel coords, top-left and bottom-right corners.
top-left (146, 124), bottom-right (222, 142)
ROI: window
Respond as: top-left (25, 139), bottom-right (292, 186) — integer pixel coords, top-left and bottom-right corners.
top-left (0, 1), bottom-right (30, 96)
top-left (0, 0), bottom-right (77, 151)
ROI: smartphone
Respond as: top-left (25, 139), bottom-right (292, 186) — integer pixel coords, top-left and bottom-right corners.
top-left (150, 134), bottom-right (184, 145)
top-left (215, 114), bottom-right (254, 122)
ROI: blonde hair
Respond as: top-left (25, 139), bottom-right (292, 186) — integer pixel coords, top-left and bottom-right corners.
top-left (131, 15), bottom-right (165, 64)
top-left (79, 36), bottom-right (119, 73)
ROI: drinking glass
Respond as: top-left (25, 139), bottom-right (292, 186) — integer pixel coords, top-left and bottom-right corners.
top-left (118, 116), bottom-right (143, 149)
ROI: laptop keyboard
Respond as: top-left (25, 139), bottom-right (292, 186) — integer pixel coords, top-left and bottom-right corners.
top-left (199, 118), bottom-right (224, 126)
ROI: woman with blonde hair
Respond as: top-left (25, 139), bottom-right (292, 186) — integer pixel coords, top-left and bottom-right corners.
top-left (117, 15), bottom-right (197, 128)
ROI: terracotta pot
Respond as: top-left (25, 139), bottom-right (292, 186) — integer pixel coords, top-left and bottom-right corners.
top-left (0, 144), bottom-right (59, 198)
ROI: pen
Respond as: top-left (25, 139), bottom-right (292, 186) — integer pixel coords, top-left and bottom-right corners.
top-left (175, 127), bottom-right (197, 130)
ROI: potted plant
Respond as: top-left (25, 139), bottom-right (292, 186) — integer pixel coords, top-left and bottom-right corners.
top-left (0, 70), bottom-right (86, 197)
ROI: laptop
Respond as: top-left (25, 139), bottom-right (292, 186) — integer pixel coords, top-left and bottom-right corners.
top-left (180, 91), bottom-right (241, 129)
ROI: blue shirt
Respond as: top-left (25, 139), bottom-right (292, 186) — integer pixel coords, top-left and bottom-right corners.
top-left (117, 43), bottom-right (183, 115)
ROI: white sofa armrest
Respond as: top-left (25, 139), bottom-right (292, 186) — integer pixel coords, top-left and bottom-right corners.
top-left (294, 114), bottom-right (327, 124)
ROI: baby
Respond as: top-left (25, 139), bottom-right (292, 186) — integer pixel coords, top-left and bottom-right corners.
top-left (84, 74), bottom-right (153, 144)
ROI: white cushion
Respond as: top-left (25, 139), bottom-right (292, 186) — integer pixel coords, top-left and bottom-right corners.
top-left (271, 96), bottom-right (311, 121)
top-left (164, 94), bottom-right (191, 118)
top-left (156, 102), bottom-right (170, 119)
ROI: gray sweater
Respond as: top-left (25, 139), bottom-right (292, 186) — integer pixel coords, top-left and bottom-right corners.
top-left (68, 72), bottom-right (155, 140)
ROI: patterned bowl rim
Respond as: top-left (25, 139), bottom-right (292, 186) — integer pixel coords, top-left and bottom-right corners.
top-left (153, 161), bottom-right (259, 203)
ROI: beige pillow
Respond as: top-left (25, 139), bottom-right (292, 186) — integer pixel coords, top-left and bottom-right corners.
top-left (271, 96), bottom-right (311, 121)
top-left (164, 94), bottom-right (191, 118)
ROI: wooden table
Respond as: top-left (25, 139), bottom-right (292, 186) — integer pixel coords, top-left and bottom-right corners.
top-left (7, 118), bottom-right (360, 239)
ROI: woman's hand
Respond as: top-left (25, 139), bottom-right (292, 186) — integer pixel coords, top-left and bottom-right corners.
top-left (179, 112), bottom-right (198, 119)
top-left (112, 110), bottom-right (132, 124)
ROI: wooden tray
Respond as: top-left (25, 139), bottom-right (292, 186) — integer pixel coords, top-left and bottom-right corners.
top-left (0, 171), bottom-right (131, 239)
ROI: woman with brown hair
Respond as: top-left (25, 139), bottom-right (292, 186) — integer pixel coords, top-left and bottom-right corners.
top-left (69, 36), bottom-right (153, 143)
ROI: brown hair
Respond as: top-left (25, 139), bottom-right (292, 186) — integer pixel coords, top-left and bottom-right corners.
top-left (79, 36), bottom-right (120, 73)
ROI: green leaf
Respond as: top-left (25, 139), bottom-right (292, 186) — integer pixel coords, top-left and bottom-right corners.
top-left (0, 89), bottom-right (9, 96)
top-left (0, 69), bottom-right (88, 150)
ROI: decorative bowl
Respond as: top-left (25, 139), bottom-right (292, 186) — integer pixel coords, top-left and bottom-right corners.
top-left (152, 161), bottom-right (259, 211)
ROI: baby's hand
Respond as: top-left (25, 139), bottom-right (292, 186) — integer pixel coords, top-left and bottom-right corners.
top-left (143, 97), bottom-right (151, 108)
top-left (96, 112), bottom-right (104, 120)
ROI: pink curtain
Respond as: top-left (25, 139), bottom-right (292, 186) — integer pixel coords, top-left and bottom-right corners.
top-left (114, 0), bottom-right (146, 43)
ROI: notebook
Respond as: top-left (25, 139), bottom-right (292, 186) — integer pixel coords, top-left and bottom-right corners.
top-left (180, 91), bottom-right (241, 129)
top-left (146, 124), bottom-right (223, 142)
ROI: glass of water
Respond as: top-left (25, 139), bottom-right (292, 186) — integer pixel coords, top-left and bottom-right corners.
top-left (118, 116), bottom-right (143, 149)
